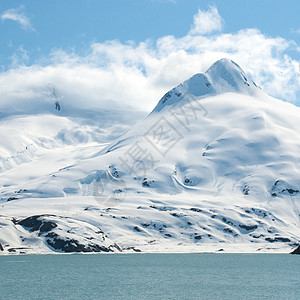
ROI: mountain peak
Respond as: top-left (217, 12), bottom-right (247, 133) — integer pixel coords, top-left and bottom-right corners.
top-left (152, 58), bottom-right (259, 113)
top-left (205, 58), bottom-right (257, 94)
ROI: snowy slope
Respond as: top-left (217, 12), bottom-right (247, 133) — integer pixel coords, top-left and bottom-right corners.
top-left (0, 59), bottom-right (300, 254)
top-left (0, 99), bottom-right (145, 173)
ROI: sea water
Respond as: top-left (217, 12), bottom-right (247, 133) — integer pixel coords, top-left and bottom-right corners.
top-left (0, 253), bottom-right (299, 299)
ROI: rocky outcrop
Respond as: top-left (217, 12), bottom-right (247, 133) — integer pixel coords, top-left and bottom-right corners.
top-left (45, 232), bottom-right (117, 253)
top-left (18, 215), bottom-right (57, 235)
top-left (15, 214), bottom-right (122, 253)
top-left (291, 245), bottom-right (300, 254)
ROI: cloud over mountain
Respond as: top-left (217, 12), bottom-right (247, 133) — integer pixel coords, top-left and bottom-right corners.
top-left (0, 8), bottom-right (299, 116)
top-left (189, 6), bottom-right (223, 35)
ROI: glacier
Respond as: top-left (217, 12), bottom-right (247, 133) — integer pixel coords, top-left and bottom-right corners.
top-left (0, 58), bottom-right (299, 254)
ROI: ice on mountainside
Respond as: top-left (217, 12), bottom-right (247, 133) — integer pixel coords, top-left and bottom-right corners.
top-left (0, 58), bottom-right (300, 254)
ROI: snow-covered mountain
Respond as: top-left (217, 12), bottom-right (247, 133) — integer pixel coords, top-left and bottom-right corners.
top-left (0, 58), bottom-right (299, 254)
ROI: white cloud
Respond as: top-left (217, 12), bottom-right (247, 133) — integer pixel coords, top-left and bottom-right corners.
top-left (189, 6), bottom-right (223, 35)
top-left (1, 6), bottom-right (34, 31)
top-left (10, 46), bottom-right (30, 68)
top-left (0, 9), bottom-right (299, 118)
top-left (291, 28), bottom-right (300, 34)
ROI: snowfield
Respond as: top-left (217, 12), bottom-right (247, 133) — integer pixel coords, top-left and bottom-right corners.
top-left (0, 59), bottom-right (299, 254)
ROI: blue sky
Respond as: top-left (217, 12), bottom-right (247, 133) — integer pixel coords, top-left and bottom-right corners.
top-left (0, 0), bottom-right (300, 111)
top-left (1, 0), bottom-right (300, 66)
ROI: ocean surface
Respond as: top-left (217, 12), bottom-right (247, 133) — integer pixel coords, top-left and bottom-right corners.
top-left (0, 253), bottom-right (299, 299)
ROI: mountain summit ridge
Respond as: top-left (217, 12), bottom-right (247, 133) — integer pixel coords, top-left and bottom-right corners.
top-left (153, 58), bottom-right (260, 113)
